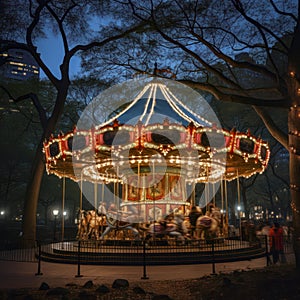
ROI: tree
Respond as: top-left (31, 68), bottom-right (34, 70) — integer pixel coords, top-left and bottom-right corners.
top-left (86, 0), bottom-right (300, 267)
top-left (0, 0), bottom-right (148, 245)
top-left (252, 142), bottom-right (290, 221)
top-left (0, 79), bottom-right (42, 221)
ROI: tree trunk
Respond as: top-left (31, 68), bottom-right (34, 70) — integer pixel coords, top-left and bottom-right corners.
top-left (21, 143), bottom-right (45, 246)
top-left (289, 119), bottom-right (300, 269)
top-left (288, 21), bottom-right (300, 270)
top-left (288, 84), bottom-right (300, 269)
top-left (21, 87), bottom-right (69, 246)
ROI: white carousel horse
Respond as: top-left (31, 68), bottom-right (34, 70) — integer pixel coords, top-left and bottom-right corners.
top-left (100, 211), bottom-right (141, 241)
top-left (195, 206), bottom-right (222, 240)
top-left (86, 210), bottom-right (106, 240)
top-left (145, 213), bottom-right (186, 243)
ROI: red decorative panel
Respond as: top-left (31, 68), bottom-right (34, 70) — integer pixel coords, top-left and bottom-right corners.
top-left (146, 175), bottom-right (165, 200)
top-left (127, 176), bottom-right (141, 201)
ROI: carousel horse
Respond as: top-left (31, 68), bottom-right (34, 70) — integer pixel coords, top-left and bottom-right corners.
top-left (145, 212), bottom-right (186, 243)
top-left (86, 210), bottom-right (106, 240)
top-left (99, 210), bottom-right (141, 241)
top-left (174, 212), bottom-right (189, 238)
top-left (76, 209), bottom-right (91, 240)
top-left (76, 209), bottom-right (106, 240)
top-left (195, 205), bottom-right (222, 240)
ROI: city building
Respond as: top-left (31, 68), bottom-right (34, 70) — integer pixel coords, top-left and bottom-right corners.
top-left (0, 40), bottom-right (39, 81)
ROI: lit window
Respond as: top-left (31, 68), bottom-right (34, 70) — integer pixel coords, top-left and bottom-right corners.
top-left (9, 61), bottom-right (25, 67)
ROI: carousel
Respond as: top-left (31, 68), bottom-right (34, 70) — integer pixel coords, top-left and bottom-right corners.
top-left (43, 78), bottom-right (270, 246)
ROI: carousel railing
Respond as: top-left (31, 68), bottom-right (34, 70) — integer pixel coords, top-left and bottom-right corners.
top-left (0, 235), bottom-right (294, 265)
top-left (36, 236), bottom-right (267, 265)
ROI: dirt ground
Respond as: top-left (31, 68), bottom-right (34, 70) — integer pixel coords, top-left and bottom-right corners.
top-left (0, 264), bottom-right (299, 300)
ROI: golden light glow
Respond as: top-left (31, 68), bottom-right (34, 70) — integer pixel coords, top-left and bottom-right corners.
top-left (43, 83), bottom-right (270, 186)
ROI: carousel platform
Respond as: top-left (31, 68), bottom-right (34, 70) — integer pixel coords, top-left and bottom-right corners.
top-left (38, 237), bottom-right (266, 265)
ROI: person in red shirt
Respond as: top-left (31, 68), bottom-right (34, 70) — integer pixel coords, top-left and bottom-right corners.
top-left (269, 222), bottom-right (284, 264)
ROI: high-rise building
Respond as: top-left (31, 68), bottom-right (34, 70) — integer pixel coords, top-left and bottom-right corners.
top-left (0, 40), bottom-right (39, 81)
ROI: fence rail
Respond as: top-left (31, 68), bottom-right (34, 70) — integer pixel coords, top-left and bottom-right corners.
top-left (0, 235), bottom-right (294, 265)
top-left (0, 240), bottom-right (38, 262)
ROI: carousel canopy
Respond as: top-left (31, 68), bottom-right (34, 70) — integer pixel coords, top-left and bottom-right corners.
top-left (43, 82), bottom-right (270, 184)
top-left (105, 84), bottom-right (212, 127)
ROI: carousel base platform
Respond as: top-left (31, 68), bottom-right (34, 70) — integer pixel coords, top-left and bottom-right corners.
top-left (39, 238), bottom-right (266, 265)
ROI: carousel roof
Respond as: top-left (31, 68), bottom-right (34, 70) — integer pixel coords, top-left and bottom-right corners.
top-left (104, 84), bottom-right (211, 127)
top-left (43, 82), bottom-right (270, 184)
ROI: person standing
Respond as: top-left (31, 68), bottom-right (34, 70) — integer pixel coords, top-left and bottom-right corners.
top-left (188, 206), bottom-right (202, 239)
top-left (269, 222), bottom-right (284, 264)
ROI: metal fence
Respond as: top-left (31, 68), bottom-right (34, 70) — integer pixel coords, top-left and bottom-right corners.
top-left (0, 235), bottom-right (294, 266)
top-left (37, 238), bottom-right (262, 265)
top-left (0, 239), bottom-right (38, 262)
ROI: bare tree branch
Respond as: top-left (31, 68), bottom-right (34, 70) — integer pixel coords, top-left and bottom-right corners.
top-left (189, 30), bottom-right (283, 84)
top-left (25, 1), bottom-right (60, 87)
top-left (0, 86), bottom-right (48, 130)
top-left (179, 79), bottom-right (290, 107)
top-left (45, 3), bottom-right (70, 54)
top-left (253, 106), bottom-right (288, 149)
top-left (69, 21), bottom-right (148, 57)
top-left (269, 0), bottom-right (298, 22)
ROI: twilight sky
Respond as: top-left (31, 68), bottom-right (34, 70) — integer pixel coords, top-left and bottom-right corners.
top-left (36, 31), bottom-right (81, 79)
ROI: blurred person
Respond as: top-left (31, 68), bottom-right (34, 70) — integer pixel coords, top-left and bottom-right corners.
top-left (188, 206), bottom-right (202, 238)
top-left (269, 222), bottom-right (284, 264)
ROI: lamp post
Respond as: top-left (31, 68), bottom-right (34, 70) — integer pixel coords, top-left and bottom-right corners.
top-left (0, 210), bottom-right (5, 222)
top-left (62, 211), bottom-right (67, 242)
top-left (237, 205), bottom-right (242, 240)
top-left (53, 209), bottom-right (59, 241)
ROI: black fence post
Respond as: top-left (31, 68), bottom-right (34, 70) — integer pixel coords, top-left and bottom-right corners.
top-left (75, 240), bottom-right (83, 277)
top-left (141, 238), bottom-right (149, 280)
top-left (35, 240), bottom-right (43, 276)
top-left (211, 239), bottom-right (216, 275)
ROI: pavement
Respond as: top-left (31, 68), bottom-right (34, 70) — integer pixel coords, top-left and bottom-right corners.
top-left (0, 257), bottom-right (271, 289)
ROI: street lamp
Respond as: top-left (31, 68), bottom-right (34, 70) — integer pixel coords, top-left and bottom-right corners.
top-left (53, 209), bottom-right (59, 241)
top-left (0, 211), bottom-right (5, 222)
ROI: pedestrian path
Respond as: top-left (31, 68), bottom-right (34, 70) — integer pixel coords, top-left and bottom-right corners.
top-left (0, 257), bottom-right (270, 289)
